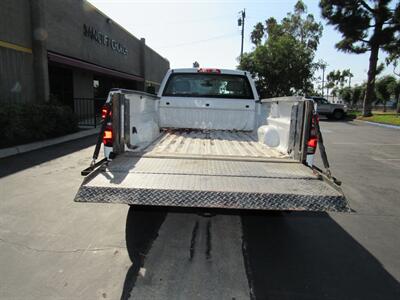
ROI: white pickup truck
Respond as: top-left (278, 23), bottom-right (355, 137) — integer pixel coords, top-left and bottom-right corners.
top-left (75, 68), bottom-right (349, 212)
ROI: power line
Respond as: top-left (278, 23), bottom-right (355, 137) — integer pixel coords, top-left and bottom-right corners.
top-left (156, 32), bottom-right (239, 49)
top-left (130, 14), bottom-right (235, 28)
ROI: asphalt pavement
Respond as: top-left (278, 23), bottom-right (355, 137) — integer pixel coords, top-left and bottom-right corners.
top-left (0, 120), bottom-right (399, 300)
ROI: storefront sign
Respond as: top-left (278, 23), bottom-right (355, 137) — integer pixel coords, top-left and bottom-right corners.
top-left (83, 24), bottom-right (128, 55)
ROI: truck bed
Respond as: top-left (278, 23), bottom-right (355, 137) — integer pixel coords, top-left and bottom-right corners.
top-left (142, 129), bottom-right (288, 159)
top-left (75, 130), bottom-right (350, 212)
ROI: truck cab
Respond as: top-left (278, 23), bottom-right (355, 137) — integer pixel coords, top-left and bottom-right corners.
top-left (157, 68), bottom-right (258, 130)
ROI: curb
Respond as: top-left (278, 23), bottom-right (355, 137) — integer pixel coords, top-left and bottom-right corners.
top-left (0, 128), bottom-right (99, 159)
top-left (354, 119), bottom-right (400, 130)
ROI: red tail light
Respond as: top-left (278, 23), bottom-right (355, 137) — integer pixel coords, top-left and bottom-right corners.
top-left (307, 115), bottom-right (319, 154)
top-left (101, 104), bottom-right (113, 147)
top-left (101, 104), bottom-right (112, 119)
top-left (103, 123), bottom-right (113, 147)
top-left (101, 107), bottom-right (108, 119)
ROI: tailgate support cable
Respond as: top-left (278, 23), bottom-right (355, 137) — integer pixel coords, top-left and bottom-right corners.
top-left (311, 110), bottom-right (342, 186)
top-left (314, 115), bottom-right (331, 178)
top-left (91, 110), bottom-right (108, 166)
top-left (81, 103), bottom-right (111, 176)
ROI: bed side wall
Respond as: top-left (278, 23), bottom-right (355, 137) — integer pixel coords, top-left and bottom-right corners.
top-left (123, 92), bottom-right (160, 150)
top-left (256, 97), bottom-right (303, 155)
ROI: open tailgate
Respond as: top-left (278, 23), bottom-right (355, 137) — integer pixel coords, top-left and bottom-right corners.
top-left (74, 153), bottom-right (350, 212)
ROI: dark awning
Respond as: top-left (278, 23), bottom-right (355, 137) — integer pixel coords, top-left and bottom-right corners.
top-left (48, 51), bottom-right (144, 82)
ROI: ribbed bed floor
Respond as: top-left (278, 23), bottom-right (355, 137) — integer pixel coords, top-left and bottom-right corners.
top-left (143, 130), bottom-right (287, 158)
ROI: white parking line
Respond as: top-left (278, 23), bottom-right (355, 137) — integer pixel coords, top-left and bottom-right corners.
top-left (372, 158), bottom-right (400, 161)
top-left (332, 143), bottom-right (400, 146)
top-left (363, 121), bottom-right (400, 130)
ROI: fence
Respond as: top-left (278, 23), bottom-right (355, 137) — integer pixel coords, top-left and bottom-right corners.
top-left (73, 98), bottom-right (106, 127)
top-left (351, 104), bottom-right (397, 112)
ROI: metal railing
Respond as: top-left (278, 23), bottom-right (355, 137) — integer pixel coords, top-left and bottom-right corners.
top-left (73, 98), bottom-right (106, 128)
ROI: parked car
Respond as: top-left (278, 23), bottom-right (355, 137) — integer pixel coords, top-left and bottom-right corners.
top-left (307, 96), bottom-right (347, 120)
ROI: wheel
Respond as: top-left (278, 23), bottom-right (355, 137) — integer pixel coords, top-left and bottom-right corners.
top-left (332, 110), bottom-right (344, 120)
top-left (125, 205), bottom-right (167, 263)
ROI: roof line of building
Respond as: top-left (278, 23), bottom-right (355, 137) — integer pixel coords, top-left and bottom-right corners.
top-left (83, 0), bottom-right (169, 63)
top-left (84, 1), bottom-right (141, 43)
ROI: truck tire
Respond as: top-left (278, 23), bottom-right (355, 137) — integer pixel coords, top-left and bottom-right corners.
top-left (125, 205), bottom-right (167, 263)
top-left (332, 109), bottom-right (344, 120)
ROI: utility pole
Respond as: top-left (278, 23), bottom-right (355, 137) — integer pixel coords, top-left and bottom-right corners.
top-left (318, 60), bottom-right (327, 97)
top-left (238, 9), bottom-right (246, 62)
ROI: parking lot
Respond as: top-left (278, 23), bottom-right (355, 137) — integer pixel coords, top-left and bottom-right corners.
top-left (1, 120), bottom-right (399, 300)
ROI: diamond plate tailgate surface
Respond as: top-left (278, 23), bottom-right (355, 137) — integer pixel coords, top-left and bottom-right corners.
top-left (75, 154), bottom-right (349, 212)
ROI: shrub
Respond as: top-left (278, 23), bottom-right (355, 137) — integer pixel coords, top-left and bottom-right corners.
top-left (0, 102), bottom-right (79, 148)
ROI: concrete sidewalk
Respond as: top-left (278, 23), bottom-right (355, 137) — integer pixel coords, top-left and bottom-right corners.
top-left (0, 128), bottom-right (99, 159)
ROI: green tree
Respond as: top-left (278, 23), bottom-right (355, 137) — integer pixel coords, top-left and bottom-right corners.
top-left (388, 79), bottom-right (400, 113)
top-left (251, 22), bottom-right (265, 46)
top-left (281, 0), bottom-right (323, 50)
top-left (240, 35), bottom-right (315, 97)
top-left (326, 70), bottom-right (348, 96)
top-left (339, 86), bottom-right (353, 104)
top-left (320, 0), bottom-right (400, 117)
top-left (385, 9), bottom-right (400, 76)
top-left (241, 1), bottom-right (322, 97)
top-left (352, 84), bottom-right (366, 108)
top-left (375, 75), bottom-right (396, 111)
top-left (342, 69), bottom-right (354, 87)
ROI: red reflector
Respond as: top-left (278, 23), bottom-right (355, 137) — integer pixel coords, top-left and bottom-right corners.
top-left (198, 68), bottom-right (221, 74)
top-left (307, 113), bottom-right (319, 154)
top-left (307, 138), bottom-right (317, 148)
top-left (307, 138), bottom-right (318, 154)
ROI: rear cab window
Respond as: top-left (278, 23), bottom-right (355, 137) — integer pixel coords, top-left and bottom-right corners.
top-left (162, 73), bottom-right (254, 99)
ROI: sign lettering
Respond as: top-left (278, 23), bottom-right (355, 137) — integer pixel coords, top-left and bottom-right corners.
top-left (83, 24), bottom-right (128, 55)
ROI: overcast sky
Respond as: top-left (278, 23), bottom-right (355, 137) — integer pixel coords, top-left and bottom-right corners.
top-left (87, 0), bottom-right (392, 87)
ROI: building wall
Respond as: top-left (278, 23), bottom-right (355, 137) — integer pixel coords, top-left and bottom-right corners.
top-left (0, 47), bottom-right (35, 103)
top-left (0, 0), bottom-right (170, 104)
top-left (73, 69), bottom-right (94, 117)
top-left (0, 0), bottom-right (35, 102)
top-left (0, 0), bottom-right (32, 48)
top-left (145, 46), bottom-right (169, 89)
top-left (45, 0), bottom-right (147, 77)
top-left (73, 70), bottom-right (94, 99)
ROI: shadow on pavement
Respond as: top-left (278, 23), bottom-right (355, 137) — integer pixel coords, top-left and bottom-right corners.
top-left (0, 134), bottom-right (97, 178)
top-left (121, 206), bottom-right (168, 300)
top-left (241, 211), bottom-right (400, 300)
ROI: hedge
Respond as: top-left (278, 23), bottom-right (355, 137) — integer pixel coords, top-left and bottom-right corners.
top-left (0, 102), bottom-right (79, 149)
